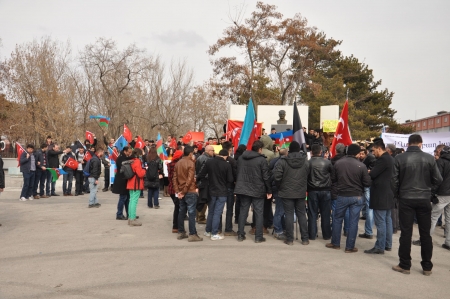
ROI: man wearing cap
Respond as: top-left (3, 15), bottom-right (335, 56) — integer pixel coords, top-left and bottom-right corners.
top-left (326, 144), bottom-right (371, 253)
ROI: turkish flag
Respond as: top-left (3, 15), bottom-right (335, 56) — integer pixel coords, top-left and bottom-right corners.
top-left (16, 143), bottom-right (25, 166)
top-left (169, 138), bottom-right (178, 149)
top-left (123, 124), bottom-right (132, 142)
top-left (195, 141), bottom-right (203, 151)
top-left (227, 120), bottom-right (262, 151)
top-left (65, 157), bottom-right (79, 170)
top-left (85, 131), bottom-right (94, 144)
top-left (182, 131), bottom-right (193, 144)
top-left (330, 100), bottom-right (352, 157)
top-left (246, 121), bottom-right (263, 150)
top-left (109, 147), bottom-right (119, 162)
top-left (134, 136), bottom-right (145, 149)
top-left (84, 151), bottom-right (93, 161)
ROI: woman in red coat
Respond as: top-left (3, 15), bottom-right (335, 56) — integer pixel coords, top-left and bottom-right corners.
top-left (126, 148), bottom-right (147, 226)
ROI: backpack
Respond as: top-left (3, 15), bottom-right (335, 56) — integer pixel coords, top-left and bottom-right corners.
top-left (120, 160), bottom-right (135, 179)
top-left (145, 159), bottom-right (161, 188)
top-left (83, 159), bottom-right (92, 177)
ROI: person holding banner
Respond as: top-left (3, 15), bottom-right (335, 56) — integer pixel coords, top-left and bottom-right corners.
top-left (60, 146), bottom-right (76, 196)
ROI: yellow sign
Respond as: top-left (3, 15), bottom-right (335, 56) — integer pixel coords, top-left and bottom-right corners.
top-left (212, 145), bottom-right (222, 154)
top-left (323, 120), bottom-right (339, 132)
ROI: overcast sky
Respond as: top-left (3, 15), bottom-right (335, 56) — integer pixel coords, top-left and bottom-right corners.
top-left (1, 0), bottom-right (449, 123)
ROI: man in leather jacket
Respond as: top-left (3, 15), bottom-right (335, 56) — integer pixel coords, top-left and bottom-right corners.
top-left (391, 134), bottom-right (442, 276)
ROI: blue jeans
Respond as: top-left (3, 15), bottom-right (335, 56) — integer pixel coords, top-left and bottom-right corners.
top-left (63, 169), bottom-right (74, 194)
top-left (308, 190), bottom-right (332, 240)
top-left (33, 168), bottom-right (45, 196)
top-left (178, 193), bottom-right (198, 235)
top-left (331, 200), bottom-right (349, 234)
top-left (20, 171), bottom-right (35, 198)
top-left (88, 177), bottom-right (98, 205)
top-left (147, 187), bottom-right (159, 207)
top-left (206, 196), bottom-right (227, 235)
top-left (364, 187), bottom-right (374, 235)
top-left (117, 193), bottom-right (130, 217)
top-left (373, 209), bottom-right (393, 250)
top-left (273, 191), bottom-right (285, 234)
top-left (331, 196), bottom-right (364, 249)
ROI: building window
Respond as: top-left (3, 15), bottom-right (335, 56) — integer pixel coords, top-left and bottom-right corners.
top-left (423, 121), bottom-right (426, 126)
top-left (418, 123), bottom-right (420, 127)
top-left (445, 117), bottom-right (448, 123)
top-left (437, 118), bottom-right (440, 124)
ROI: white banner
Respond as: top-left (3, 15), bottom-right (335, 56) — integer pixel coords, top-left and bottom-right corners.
top-left (382, 132), bottom-right (450, 155)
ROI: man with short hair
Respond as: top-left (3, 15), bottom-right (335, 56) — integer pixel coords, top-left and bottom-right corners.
top-left (60, 146), bottom-right (76, 196)
top-left (19, 144), bottom-right (36, 201)
top-left (386, 143), bottom-right (399, 233)
top-left (271, 128), bottom-right (276, 134)
top-left (391, 134), bottom-right (442, 275)
top-left (307, 144), bottom-right (333, 240)
top-left (327, 144), bottom-right (371, 253)
top-left (47, 144), bottom-right (63, 196)
top-left (113, 146), bottom-right (133, 219)
top-left (221, 141), bottom-right (238, 236)
top-left (75, 147), bottom-right (86, 196)
top-left (197, 149), bottom-right (233, 240)
top-left (270, 148), bottom-right (287, 240)
top-left (386, 144), bottom-right (396, 157)
top-left (195, 145), bottom-right (214, 224)
top-left (235, 140), bottom-right (272, 243)
top-left (359, 147), bottom-right (377, 240)
top-left (33, 143), bottom-right (48, 199)
top-left (88, 148), bottom-right (103, 208)
top-left (364, 139), bottom-right (395, 255)
top-left (174, 146), bottom-right (203, 242)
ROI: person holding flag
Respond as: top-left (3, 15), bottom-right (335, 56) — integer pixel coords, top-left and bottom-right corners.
top-left (33, 143), bottom-right (49, 199)
top-left (47, 144), bottom-right (64, 196)
top-left (85, 131), bottom-right (97, 150)
top-left (75, 147), bottom-right (86, 196)
top-left (19, 144), bottom-right (37, 201)
top-left (60, 146), bottom-right (77, 196)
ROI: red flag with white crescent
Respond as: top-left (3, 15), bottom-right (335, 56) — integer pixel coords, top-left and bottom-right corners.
top-left (182, 131), bottom-right (193, 144)
top-left (84, 151), bottom-right (93, 161)
top-left (65, 157), bottom-right (79, 170)
top-left (134, 136), bottom-right (145, 149)
top-left (123, 124), bottom-right (132, 142)
top-left (330, 99), bottom-right (352, 157)
top-left (85, 131), bottom-right (94, 144)
top-left (16, 143), bottom-right (26, 166)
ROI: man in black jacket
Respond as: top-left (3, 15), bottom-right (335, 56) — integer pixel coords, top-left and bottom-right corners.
top-left (359, 148), bottom-right (377, 240)
top-left (274, 141), bottom-right (310, 245)
top-left (327, 144), bottom-right (371, 253)
top-left (391, 134), bottom-right (442, 275)
top-left (235, 140), bottom-right (272, 243)
top-left (33, 143), bottom-right (48, 199)
top-left (307, 144), bottom-right (333, 240)
top-left (47, 144), bottom-right (63, 196)
top-left (197, 149), bottom-right (233, 240)
top-left (113, 146), bottom-right (132, 219)
top-left (270, 148), bottom-right (287, 240)
top-left (364, 139), bottom-right (395, 255)
top-left (88, 148), bottom-right (103, 208)
top-left (60, 146), bottom-right (76, 196)
top-left (220, 141), bottom-right (238, 236)
top-left (19, 144), bottom-right (36, 201)
top-left (195, 145), bottom-right (214, 224)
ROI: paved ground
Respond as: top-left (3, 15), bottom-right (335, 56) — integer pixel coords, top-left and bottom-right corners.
top-left (1, 180), bottom-right (449, 298)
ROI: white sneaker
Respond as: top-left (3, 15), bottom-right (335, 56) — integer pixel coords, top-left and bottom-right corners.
top-left (211, 234), bottom-right (224, 241)
top-left (29, 197), bottom-right (34, 201)
top-left (158, 197), bottom-right (162, 200)
top-left (204, 232), bottom-right (211, 237)
top-left (19, 197), bottom-right (27, 201)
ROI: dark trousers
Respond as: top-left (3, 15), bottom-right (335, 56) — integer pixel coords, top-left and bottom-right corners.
top-left (307, 190), bottom-right (332, 240)
top-left (33, 168), bottom-right (45, 196)
top-left (235, 194), bottom-right (241, 223)
top-left (74, 171), bottom-right (84, 194)
top-left (282, 197), bottom-right (308, 242)
top-left (84, 177), bottom-right (90, 193)
top-left (263, 196), bottom-right (274, 228)
top-left (238, 195), bottom-right (264, 240)
top-left (391, 205), bottom-right (400, 231)
top-left (45, 170), bottom-right (51, 195)
top-left (20, 171), bottom-right (35, 198)
top-left (219, 188), bottom-right (235, 232)
top-left (62, 170), bottom-right (74, 195)
top-left (117, 193), bottom-right (130, 218)
top-left (104, 168), bottom-right (110, 189)
top-left (398, 198), bottom-right (433, 271)
top-left (171, 194), bottom-right (180, 229)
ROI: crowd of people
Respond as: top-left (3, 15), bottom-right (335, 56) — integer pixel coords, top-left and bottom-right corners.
top-left (4, 130), bottom-right (450, 276)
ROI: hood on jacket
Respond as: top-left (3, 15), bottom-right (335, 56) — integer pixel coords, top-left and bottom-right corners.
top-left (260, 135), bottom-right (273, 150)
top-left (283, 152), bottom-right (306, 169)
top-left (242, 150), bottom-right (263, 160)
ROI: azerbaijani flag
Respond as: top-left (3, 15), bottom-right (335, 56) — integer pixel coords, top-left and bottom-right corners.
top-left (46, 168), bottom-right (68, 182)
top-left (156, 132), bottom-right (168, 160)
top-left (99, 118), bottom-right (109, 127)
top-left (269, 130), bottom-right (293, 148)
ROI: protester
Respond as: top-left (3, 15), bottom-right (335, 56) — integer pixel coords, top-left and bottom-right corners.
top-left (168, 150), bottom-right (183, 233)
top-left (33, 143), bottom-right (48, 199)
top-left (385, 144), bottom-right (400, 233)
top-left (273, 141), bottom-right (309, 245)
top-left (233, 144), bottom-right (248, 225)
top-left (75, 147), bottom-right (85, 196)
top-left (145, 147), bottom-right (163, 209)
top-left (359, 147), bottom-right (376, 240)
top-left (197, 149), bottom-right (233, 240)
top-left (259, 135), bottom-right (275, 233)
top-left (0, 154), bottom-right (4, 194)
top-left (126, 148), bottom-right (147, 226)
top-left (47, 144), bottom-right (63, 196)
top-left (270, 148), bottom-right (287, 240)
top-left (307, 144), bottom-right (333, 241)
top-left (101, 151), bottom-right (111, 192)
top-left (195, 145), bottom-right (214, 224)
top-left (19, 144), bottom-right (36, 201)
top-left (87, 148), bottom-right (103, 208)
top-left (220, 141), bottom-right (238, 236)
top-left (364, 138), bottom-right (395, 255)
top-left (60, 146), bottom-right (75, 196)
top-left (331, 143), bottom-right (350, 236)
top-left (174, 146), bottom-right (203, 242)
top-left (235, 140), bottom-right (272, 243)
top-left (391, 134), bottom-right (442, 275)
top-left (112, 146), bottom-right (132, 220)
top-left (327, 144), bottom-right (371, 252)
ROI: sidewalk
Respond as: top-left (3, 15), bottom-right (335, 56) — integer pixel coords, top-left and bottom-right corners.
top-left (0, 184), bottom-right (449, 298)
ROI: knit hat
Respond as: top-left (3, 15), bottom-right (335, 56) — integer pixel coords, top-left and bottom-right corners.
top-left (347, 144), bottom-right (361, 156)
top-left (172, 150), bottom-right (183, 161)
top-left (289, 141), bottom-right (301, 153)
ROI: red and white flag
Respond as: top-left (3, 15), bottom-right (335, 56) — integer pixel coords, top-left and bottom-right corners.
top-left (134, 136), bottom-right (145, 149)
top-left (123, 124), bottom-right (132, 142)
top-left (330, 99), bottom-right (352, 157)
top-left (84, 151), bottom-right (93, 161)
top-left (65, 157), bottom-right (79, 170)
top-left (85, 131), bottom-right (94, 144)
top-left (16, 142), bottom-right (26, 166)
top-left (182, 131), bottom-right (193, 144)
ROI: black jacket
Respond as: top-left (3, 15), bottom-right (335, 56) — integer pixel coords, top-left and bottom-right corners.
top-left (234, 150), bottom-right (272, 198)
top-left (47, 149), bottom-right (63, 168)
top-left (363, 154), bottom-right (377, 170)
top-left (330, 153), bottom-right (345, 199)
top-left (197, 156), bottom-right (233, 197)
top-left (226, 156), bottom-right (237, 189)
top-left (307, 156), bottom-right (333, 191)
top-left (112, 154), bottom-right (132, 195)
top-left (391, 146), bottom-right (442, 200)
top-left (89, 155), bottom-right (102, 180)
top-left (332, 156), bottom-right (371, 197)
top-left (434, 151), bottom-right (450, 196)
top-left (269, 156), bottom-right (282, 192)
top-left (34, 149), bottom-right (45, 169)
top-left (273, 152), bottom-right (309, 199)
top-left (369, 152), bottom-right (395, 210)
top-left (0, 156), bottom-right (5, 189)
top-left (19, 151), bottom-right (36, 173)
